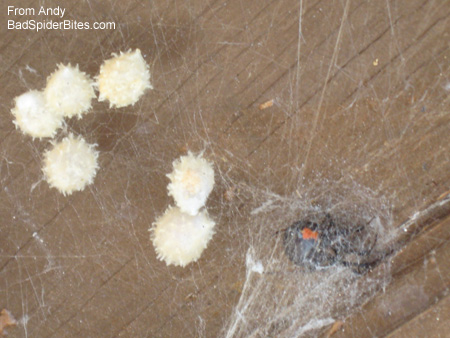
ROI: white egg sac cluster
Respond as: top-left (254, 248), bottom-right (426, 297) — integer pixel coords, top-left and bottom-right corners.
top-left (11, 90), bottom-right (63, 139)
top-left (167, 152), bottom-right (215, 215)
top-left (97, 49), bottom-right (152, 108)
top-left (151, 152), bottom-right (216, 267)
top-left (43, 134), bottom-right (99, 196)
top-left (44, 64), bottom-right (96, 119)
top-left (152, 207), bottom-right (216, 267)
top-left (11, 64), bottom-right (95, 139)
top-left (10, 49), bottom-right (152, 195)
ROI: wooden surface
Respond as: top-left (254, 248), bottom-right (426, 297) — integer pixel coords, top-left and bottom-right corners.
top-left (1, 0), bottom-right (449, 337)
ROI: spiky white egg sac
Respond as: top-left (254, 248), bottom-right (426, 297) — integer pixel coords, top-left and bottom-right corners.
top-left (44, 64), bottom-right (95, 119)
top-left (11, 90), bottom-right (63, 138)
top-left (43, 134), bottom-right (99, 195)
top-left (97, 49), bottom-right (152, 108)
top-left (167, 152), bottom-right (215, 216)
top-left (151, 206), bottom-right (216, 267)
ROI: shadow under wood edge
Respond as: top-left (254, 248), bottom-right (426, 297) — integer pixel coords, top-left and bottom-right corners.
top-left (318, 197), bottom-right (450, 337)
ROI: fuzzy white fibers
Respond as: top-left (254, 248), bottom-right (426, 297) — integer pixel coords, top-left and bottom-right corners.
top-left (43, 134), bottom-right (99, 195)
top-left (97, 49), bottom-right (152, 108)
top-left (151, 206), bottom-right (215, 267)
top-left (167, 152), bottom-right (215, 215)
top-left (11, 90), bottom-right (63, 138)
top-left (44, 64), bottom-right (95, 119)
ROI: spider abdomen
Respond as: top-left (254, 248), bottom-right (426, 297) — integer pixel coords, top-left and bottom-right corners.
top-left (283, 214), bottom-right (379, 273)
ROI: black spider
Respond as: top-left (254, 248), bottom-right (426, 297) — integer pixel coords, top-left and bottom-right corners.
top-left (283, 214), bottom-right (380, 274)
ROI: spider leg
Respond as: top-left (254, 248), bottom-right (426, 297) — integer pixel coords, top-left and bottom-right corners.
top-left (340, 258), bottom-right (379, 274)
top-left (322, 213), bottom-right (335, 231)
top-left (354, 233), bottom-right (378, 256)
top-left (274, 227), bottom-right (289, 236)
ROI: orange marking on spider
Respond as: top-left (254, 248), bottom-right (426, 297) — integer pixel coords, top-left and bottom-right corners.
top-left (301, 227), bottom-right (319, 240)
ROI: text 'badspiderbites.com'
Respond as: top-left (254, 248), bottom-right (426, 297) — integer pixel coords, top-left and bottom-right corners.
top-left (6, 5), bottom-right (115, 32)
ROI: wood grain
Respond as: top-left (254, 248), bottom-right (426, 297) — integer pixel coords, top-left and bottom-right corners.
top-left (1, 0), bottom-right (449, 337)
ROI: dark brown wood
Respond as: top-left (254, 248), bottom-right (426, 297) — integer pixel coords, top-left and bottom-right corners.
top-left (320, 213), bottom-right (450, 338)
top-left (1, 0), bottom-right (449, 337)
top-left (387, 295), bottom-right (450, 338)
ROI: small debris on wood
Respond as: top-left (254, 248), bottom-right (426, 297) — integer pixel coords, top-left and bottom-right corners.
top-left (259, 99), bottom-right (274, 110)
top-left (224, 186), bottom-right (238, 202)
top-left (0, 309), bottom-right (17, 336)
top-left (179, 144), bottom-right (189, 155)
top-left (326, 320), bottom-right (344, 337)
top-left (437, 189), bottom-right (450, 201)
top-left (230, 279), bottom-right (244, 294)
top-left (184, 292), bottom-right (197, 302)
